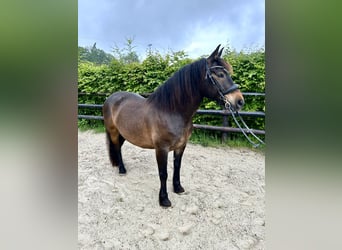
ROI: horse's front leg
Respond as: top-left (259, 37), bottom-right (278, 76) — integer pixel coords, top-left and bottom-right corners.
top-left (156, 148), bottom-right (171, 207)
top-left (173, 145), bottom-right (186, 194)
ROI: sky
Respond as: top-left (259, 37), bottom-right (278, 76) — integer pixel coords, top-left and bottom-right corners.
top-left (78, 0), bottom-right (264, 59)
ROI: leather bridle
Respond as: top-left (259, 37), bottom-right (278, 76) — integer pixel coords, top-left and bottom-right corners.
top-left (205, 63), bottom-right (240, 99)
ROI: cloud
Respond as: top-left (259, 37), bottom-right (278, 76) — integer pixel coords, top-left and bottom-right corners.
top-left (78, 0), bottom-right (264, 57)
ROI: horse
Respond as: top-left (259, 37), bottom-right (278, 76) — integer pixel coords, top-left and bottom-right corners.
top-left (103, 45), bottom-right (244, 207)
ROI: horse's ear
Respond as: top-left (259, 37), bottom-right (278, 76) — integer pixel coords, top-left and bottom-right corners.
top-left (207, 44), bottom-right (221, 63)
top-left (218, 47), bottom-right (224, 58)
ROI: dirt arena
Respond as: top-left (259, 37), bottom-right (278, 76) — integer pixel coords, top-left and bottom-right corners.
top-left (78, 130), bottom-right (265, 249)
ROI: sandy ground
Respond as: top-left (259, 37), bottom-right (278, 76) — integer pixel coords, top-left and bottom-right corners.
top-left (78, 130), bottom-right (265, 249)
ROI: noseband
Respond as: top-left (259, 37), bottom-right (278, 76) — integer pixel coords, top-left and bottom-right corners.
top-left (205, 64), bottom-right (240, 99)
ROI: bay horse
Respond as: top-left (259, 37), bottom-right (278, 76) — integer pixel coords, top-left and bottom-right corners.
top-left (103, 45), bottom-right (244, 207)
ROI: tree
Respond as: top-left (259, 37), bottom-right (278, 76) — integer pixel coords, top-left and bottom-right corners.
top-left (112, 37), bottom-right (140, 64)
top-left (78, 43), bottom-right (114, 65)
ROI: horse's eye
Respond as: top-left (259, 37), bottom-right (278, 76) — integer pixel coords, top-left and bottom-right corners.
top-left (218, 73), bottom-right (225, 78)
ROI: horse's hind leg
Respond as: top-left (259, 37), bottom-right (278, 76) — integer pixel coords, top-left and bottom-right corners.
top-left (173, 145), bottom-right (186, 194)
top-left (106, 130), bottom-right (126, 174)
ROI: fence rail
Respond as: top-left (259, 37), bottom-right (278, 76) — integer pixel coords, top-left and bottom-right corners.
top-left (193, 124), bottom-right (265, 135)
top-left (77, 103), bottom-right (265, 118)
top-left (78, 92), bottom-right (265, 97)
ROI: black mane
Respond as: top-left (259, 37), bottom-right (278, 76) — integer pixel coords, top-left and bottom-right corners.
top-left (147, 58), bottom-right (206, 112)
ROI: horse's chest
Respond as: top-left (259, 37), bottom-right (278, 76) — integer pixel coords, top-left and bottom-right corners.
top-left (150, 113), bottom-right (192, 150)
top-left (169, 124), bottom-right (192, 150)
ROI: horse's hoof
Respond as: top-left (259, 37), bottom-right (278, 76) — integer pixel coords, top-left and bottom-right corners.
top-left (159, 197), bottom-right (172, 207)
top-left (119, 168), bottom-right (127, 175)
top-left (174, 185), bottom-right (185, 194)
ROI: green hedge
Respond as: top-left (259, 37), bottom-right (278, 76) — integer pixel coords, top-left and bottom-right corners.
top-left (78, 48), bottom-right (265, 137)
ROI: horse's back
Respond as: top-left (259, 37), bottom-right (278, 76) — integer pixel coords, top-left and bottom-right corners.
top-left (104, 91), bottom-right (144, 114)
top-left (104, 91), bottom-right (144, 107)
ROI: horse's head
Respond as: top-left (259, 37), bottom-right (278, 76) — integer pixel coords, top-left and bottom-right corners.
top-left (204, 45), bottom-right (244, 111)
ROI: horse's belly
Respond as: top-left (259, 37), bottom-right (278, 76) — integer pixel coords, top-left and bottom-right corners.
top-left (116, 120), bottom-right (155, 148)
top-left (123, 132), bottom-right (155, 149)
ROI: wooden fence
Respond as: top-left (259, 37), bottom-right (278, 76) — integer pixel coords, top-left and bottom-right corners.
top-left (78, 92), bottom-right (265, 142)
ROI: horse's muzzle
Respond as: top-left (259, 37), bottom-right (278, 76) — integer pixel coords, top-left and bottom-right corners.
top-left (223, 92), bottom-right (244, 111)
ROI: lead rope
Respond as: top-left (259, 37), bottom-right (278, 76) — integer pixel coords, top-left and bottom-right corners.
top-left (224, 101), bottom-right (265, 148)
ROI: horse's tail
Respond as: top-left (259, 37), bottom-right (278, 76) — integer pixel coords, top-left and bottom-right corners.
top-left (106, 130), bottom-right (119, 166)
